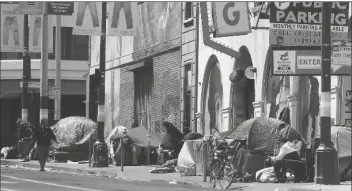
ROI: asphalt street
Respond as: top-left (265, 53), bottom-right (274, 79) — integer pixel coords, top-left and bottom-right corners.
top-left (0, 167), bottom-right (212, 191)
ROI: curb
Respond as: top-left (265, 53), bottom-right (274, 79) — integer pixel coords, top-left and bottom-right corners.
top-left (0, 159), bottom-right (202, 187)
top-left (1, 160), bottom-right (121, 178)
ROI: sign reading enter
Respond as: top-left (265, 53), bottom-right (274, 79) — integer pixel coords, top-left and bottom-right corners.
top-left (297, 56), bottom-right (321, 69)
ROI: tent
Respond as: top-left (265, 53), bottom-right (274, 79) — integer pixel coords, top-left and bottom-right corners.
top-left (108, 126), bottom-right (164, 165)
top-left (51, 117), bottom-right (97, 152)
top-left (225, 117), bottom-right (304, 155)
top-left (331, 126), bottom-right (351, 181)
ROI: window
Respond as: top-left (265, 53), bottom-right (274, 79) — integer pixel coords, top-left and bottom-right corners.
top-left (134, 65), bottom-right (153, 128)
top-left (183, 64), bottom-right (192, 132)
top-left (0, 27), bottom-right (88, 61)
top-left (184, 2), bottom-right (194, 26)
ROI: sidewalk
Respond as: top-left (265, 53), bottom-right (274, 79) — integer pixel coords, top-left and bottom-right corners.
top-left (1, 159), bottom-right (351, 191)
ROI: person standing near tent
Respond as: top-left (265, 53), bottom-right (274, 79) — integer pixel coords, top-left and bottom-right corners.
top-left (33, 119), bottom-right (58, 171)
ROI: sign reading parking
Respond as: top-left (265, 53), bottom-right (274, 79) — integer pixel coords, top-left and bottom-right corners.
top-left (107, 2), bottom-right (138, 36)
top-left (269, 2), bottom-right (350, 46)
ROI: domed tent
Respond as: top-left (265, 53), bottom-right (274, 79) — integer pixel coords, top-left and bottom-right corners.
top-left (223, 117), bottom-right (305, 178)
top-left (225, 117), bottom-right (304, 155)
top-left (49, 116), bottom-right (98, 161)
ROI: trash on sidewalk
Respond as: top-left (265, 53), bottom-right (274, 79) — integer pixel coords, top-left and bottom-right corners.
top-left (149, 159), bottom-right (177, 174)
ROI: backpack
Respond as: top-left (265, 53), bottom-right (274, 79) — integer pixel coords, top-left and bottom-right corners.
top-left (37, 128), bottom-right (52, 144)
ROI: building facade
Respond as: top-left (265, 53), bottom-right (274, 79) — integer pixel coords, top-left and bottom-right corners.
top-left (183, 2), bottom-right (351, 145)
top-left (90, 2), bottom-right (182, 136)
top-left (0, 19), bottom-right (89, 147)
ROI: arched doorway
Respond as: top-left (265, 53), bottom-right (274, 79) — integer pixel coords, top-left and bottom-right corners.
top-left (229, 46), bottom-right (255, 130)
top-left (200, 55), bottom-right (223, 135)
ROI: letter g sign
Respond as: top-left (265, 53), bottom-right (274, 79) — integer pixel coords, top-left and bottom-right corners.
top-left (223, 2), bottom-right (240, 26)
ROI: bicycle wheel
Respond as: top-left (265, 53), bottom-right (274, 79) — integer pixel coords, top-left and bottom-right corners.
top-left (210, 154), bottom-right (237, 189)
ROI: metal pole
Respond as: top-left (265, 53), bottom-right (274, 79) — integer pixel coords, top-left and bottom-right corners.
top-left (86, 36), bottom-right (91, 119)
top-left (121, 139), bottom-right (124, 172)
top-left (20, 13), bottom-right (30, 159)
top-left (314, 2), bottom-right (340, 185)
top-left (40, 2), bottom-right (49, 126)
top-left (22, 14), bottom-right (30, 123)
top-left (203, 136), bottom-right (208, 182)
top-left (92, 2), bottom-right (108, 167)
top-left (54, 15), bottom-right (61, 123)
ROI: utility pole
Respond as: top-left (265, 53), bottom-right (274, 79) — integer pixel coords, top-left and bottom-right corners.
top-left (20, 13), bottom-right (30, 159)
top-left (314, 2), bottom-right (340, 185)
top-left (22, 14), bottom-right (30, 123)
top-left (40, 2), bottom-right (49, 126)
top-left (54, 15), bottom-right (61, 123)
top-left (92, 2), bottom-right (108, 167)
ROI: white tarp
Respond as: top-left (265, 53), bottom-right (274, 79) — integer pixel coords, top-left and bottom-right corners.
top-left (177, 139), bottom-right (205, 176)
top-left (331, 126), bottom-right (351, 158)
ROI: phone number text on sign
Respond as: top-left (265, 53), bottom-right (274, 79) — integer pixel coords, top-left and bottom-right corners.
top-left (269, 24), bottom-right (348, 46)
top-left (269, 2), bottom-right (349, 46)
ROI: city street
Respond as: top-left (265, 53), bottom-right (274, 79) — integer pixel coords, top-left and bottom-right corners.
top-left (0, 167), bottom-right (211, 191)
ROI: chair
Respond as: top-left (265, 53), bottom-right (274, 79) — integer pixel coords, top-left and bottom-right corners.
top-left (281, 142), bottom-right (315, 182)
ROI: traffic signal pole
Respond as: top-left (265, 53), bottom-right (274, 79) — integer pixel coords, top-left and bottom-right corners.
top-left (92, 2), bottom-right (108, 167)
top-left (40, 2), bottom-right (49, 125)
top-left (314, 2), bottom-right (340, 185)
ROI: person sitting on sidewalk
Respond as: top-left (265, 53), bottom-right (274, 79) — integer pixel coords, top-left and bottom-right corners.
top-left (19, 121), bottom-right (35, 162)
top-left (267, 138), bottom-right (302, 183)
top-left (33, 119), bottom-right (58, 171)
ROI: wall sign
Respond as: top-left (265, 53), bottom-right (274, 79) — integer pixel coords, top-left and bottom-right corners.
top-left (18, 2), bottom-right (43, 15)
top-left (0, 3), bottom-right (24, 52)
top-left (332, 40), bottom-right (351, 66)
top-left (272, 48), bottom-right (352, 75)
top-left (269, 2), bottom-right (350, 46)
top-left (48, 2), bottom-right (74, 15)
top-left (273, 50), bottom-right (296, 74)
top-left (72, 2), bottom-right (102, 36)
top-left (212, 2), bottom-right (251, 37)
top-left (107, 2), bottom-right (138, 36)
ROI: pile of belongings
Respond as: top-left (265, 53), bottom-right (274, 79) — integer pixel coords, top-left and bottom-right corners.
top-left (1, 146), bottom-right (17, 159)
top-left (255, 167), bottom-right (294, 183)
top-left (149, 159), bottom-right (178, 174)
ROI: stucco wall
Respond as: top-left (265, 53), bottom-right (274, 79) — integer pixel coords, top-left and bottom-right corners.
top-left (196, 3), bottom-right (270, 133)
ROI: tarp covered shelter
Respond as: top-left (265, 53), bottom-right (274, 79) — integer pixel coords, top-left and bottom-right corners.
top-left (51, 116), bottom-right (97, 152)
top-left (49, 116), bottom-right (98, 161)
top-left (331, 126), bottom-right (351, 181)
top-left (224, 117), bottom-right (304, 155)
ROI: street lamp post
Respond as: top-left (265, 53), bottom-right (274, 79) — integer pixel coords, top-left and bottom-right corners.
top-left (92, 2), bottom-right (108, 167)
top-left (22, 14), bottom-right (30, 123)
top-left (314, 2), bottom-right (340, 185)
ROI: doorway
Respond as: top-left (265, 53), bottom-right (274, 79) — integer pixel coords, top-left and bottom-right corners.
top-left (229, 46), bottom-right (255, 130)
top-left (200, 55), bottom-right (223, 135)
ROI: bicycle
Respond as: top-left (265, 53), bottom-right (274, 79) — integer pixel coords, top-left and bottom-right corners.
top-left (208, 137), bottom-right (241, 189)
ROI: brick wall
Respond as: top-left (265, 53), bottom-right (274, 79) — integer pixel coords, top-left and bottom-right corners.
top-left (118, 69), bottom-right (135, 128)
top-left (118, 50), bottom-right (181, 132)
top-left (151, 50), bottom-right (181, 132)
